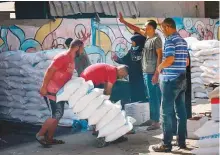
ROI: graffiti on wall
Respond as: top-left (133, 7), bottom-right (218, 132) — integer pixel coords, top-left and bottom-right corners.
top-left (0, 19), bottom-right (91, 53)
top-left (0, 18), bottom-right (219, 64)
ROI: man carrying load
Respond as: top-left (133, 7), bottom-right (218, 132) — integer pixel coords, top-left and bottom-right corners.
top-left (36, 39), bottom-right (85, 146)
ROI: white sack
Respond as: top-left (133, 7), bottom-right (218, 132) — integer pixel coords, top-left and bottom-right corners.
top-left (208, 87), bottom-right (219, 99)
top-left (96, 104), bottom-right (122, 131)
top-left (194, 92), bottom-right (207, 98)
top-left (200, 66), bottom-right (220, 75)
top-left (88, 100), bottom-right (114, 126)
top-left (191, 62), bottom-right (203, 67)
top-left (73, 88), bottom-right (104, 113)
top-left (41, 49), bottom-right (65, 60)
top-left (197, 133), bottom-right (219, 148)
top-left (22, 116), bottom-right (41, 124)
top-left (191, 40), bottom-right (219, 51)
top-left (191, 72), bottom-right (202, 79)
top-left (68, 80), bottom-right (94, 108)
top-left (184, 37), bottom-right (199, 49)
top-left (35, 60), bottom-right (52, 69)
top-left (77, 94), bottom-right (109, 119)
top-left (194, 48), bottom-right (220, 57)
top-left (56, 77), bottom-right (85, 102)
top-left (63, 109), bottom-right (79, 120)
top-left (105, 117), bottom-right (133, 142)
top-left (203, 60), bottom-right (220, 68)
top-left (0, 51), bottom-right (16, 61)
top-left (194, 120), bottom-right (219, 137)
top-left (192, 147), bottom-right (219, 155)
top-left (191, 67), bottom-right (203, 73)
top-left (26, 91), bottom-right (41, 98)
top-left (24, 110), bottom-right (50, 118)
top-left (191, 77), bottom-right (204, 85)
top-left (58, 118), bottom-right (73, 127)
top-left (98, 111), bottom-right (126, 138)
top-left (23, 103), bottom-right (47, 110)
top-left (125, 102), bottom-right (150, 125)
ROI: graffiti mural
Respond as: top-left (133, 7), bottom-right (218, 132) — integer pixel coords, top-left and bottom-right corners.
top-left (0, 18), bottom-right (219, 65)
top-left (0, 19), bottom-right (91, 53)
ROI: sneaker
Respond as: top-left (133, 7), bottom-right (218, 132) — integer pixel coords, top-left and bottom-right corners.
top-left (152, 143), bottom-right (172, 152)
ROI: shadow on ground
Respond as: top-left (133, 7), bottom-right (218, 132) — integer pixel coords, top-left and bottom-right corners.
top-left (0, 120), bottom-right (75, 151)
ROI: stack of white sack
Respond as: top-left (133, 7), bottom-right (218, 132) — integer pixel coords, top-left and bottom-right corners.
top-left (192, 120), bottom-right (219, 155)
top-left (184, 37), bottom-right (220, 102)
top-left (57, 80), bottom-right (135, 142)
top-left (0, 49), bottom-right (79, 126)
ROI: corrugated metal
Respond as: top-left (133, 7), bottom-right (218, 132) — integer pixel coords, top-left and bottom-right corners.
top-left (49, 1), bottom-right (139, 17)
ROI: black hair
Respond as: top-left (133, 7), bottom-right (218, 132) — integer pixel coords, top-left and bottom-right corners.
top-left (69, 39), bottom-right (84, 49)
top-left (65, 38), bottom-right (73, 48)
top-left (163, 18), bottom-right (176, 29)
top-left (147, 20), bottom-right (157, 29)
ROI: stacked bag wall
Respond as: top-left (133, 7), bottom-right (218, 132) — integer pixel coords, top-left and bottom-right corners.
top-left (0, 49), bottom-right (79, 126)
top-left (184, 37), bottom-right (220, 103)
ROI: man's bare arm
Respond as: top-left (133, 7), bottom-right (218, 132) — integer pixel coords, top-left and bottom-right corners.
top-left (158, 56), bottom-right (175, 73)
top-left (41, 67), bottom-right (57, 88)
top-left (103, 82), bottom-right (114, 95)
top-left (156, 48), bottom-right (163, 70)
top-left (119, 12), bottom-right (146, 36)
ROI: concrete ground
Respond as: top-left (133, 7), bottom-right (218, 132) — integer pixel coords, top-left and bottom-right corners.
top-left (0, 100), bottom-right (211, 155)
top-left (0, 129), bottom-right (197, 155)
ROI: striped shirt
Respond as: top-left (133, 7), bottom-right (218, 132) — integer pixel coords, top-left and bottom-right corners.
top-left (160, 32), bottom-right (188, 81)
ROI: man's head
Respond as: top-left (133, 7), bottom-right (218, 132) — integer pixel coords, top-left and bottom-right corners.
top-left (69, 39), bottom-right (84, 57)
top-left (161, 18), bottom-right (177, 37)
top-left (65, 38), bottom-right (73, 48)
top-left (116, 65), bottom-right (129, 79)
top-left (144, 20), bottom-right (157, 37)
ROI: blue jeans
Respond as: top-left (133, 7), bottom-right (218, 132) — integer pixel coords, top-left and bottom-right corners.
top-left (143, 73), bottom-right (161, 122)
top-left (160, 73), bottom-right (187, 146)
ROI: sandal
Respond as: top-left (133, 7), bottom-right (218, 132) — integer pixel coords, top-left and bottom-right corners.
top-left (36, 134), bottom-right (51, 147)
top-left (152, 143), bottom-right (172, 152)
top-left (47, 139), bottom-right (65, 145)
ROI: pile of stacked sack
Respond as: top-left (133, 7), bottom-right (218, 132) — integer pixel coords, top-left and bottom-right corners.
top-left (191, 86), bottom-right (219, 155)
top-left (56, 77), bottom-right (135, 142)
top-left (0, 49), bottom-right (79, 126)
top-left (184, 37), bottom-right (220, 103)
top-left (192, 120), bottom-right (219, 155)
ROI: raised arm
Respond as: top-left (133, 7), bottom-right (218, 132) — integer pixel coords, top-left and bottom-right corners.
top-left (119, 12), bottom-right (146, 37)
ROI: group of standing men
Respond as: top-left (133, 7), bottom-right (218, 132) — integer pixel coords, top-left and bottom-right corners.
top-left (36, 13), bottom-right (190, 153)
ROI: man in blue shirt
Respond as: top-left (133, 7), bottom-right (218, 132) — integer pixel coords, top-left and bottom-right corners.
top-left (152, 18), bottom-right (188, 152)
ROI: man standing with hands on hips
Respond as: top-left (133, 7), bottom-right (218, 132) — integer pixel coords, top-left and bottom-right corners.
top-left (36, 39), bottom-right (85, 146)
top-left (152, 18), bottom-right (188, 152)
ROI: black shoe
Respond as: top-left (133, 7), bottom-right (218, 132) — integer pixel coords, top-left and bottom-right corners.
top-left (152, 143), bottom-right (172, 152)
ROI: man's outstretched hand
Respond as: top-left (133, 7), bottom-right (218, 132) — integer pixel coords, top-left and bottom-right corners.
top-left (119, 12), bottom-right (125, 23)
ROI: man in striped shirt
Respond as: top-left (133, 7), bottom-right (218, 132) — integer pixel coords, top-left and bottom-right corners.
top-left (152, 18), bottom-right (188, 152)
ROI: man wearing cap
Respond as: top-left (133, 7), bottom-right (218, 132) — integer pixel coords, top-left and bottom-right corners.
top-left (36, 39), bottom-right (85, 146)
